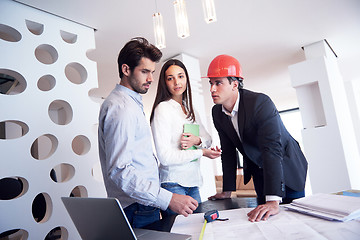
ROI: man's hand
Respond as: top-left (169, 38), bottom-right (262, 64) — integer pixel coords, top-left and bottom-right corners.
top-left (247, 201), bottom-right (280, 222)
top-left (168, 193), bottom-right (198, 217)
top-left (208, 191), bottom-right (232, 200)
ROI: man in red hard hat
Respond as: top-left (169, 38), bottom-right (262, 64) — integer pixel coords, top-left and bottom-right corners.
top-left (206, 54), bottom-right (308, 222)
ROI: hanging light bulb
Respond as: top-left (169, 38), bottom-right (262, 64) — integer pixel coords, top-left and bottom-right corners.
top-left (153, 12), bottom-right (166, 49)
top-left (202, 0), bottom-right (217, 23)
top-left (173, 0), bottom-right (190, 39)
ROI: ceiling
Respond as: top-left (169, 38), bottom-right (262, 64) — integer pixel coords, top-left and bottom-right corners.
top-left (15, 0), bottom-right (360, 111)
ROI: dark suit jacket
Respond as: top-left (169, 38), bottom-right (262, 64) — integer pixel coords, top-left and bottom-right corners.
top-left (212, 89), bottom-right (308, 197)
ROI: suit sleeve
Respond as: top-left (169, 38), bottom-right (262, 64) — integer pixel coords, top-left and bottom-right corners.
top-left (252, 94), bottom-right (285, 197)
top-left (212, 106), bottom-right (237, 192)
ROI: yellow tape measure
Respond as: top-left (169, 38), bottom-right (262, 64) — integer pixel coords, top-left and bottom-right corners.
top-left (199, 210), bottom-right (229, 240)
top-left (199, 219), bottom-right (207, 240)
top-left (199, 210), bottom-right (219, 240)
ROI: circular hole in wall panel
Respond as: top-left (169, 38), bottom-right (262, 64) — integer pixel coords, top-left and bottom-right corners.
top-left (35, 44), bottom-right (58, 65)
top-left (25, 19), bottom-right (44, 35)
top-left (72, 135), bottom-right (91, 155)
top-left (48, 100), bottom-right (73, 125)
top-left (32, 192), bottom-right (53, 223)
top-left (45, 226), bottom-right (68, 240)
top-left (0, 23), bottom-right (22, 42)
top-left (88, 88), bottom-right (104, 104)
top-left (50, 163), bottom-right (75, 183)
top-left (30, 134), bottom-right (58, 160)
top-left (70, 185), bottom-right (88, 197)
top-left (37, 74), bottom-right (56, 91)
top-left (0, 69), bottom-right (27, 95)
top-left (86, 48), bottom-right (97, 61)
top-left (0, 120), bottom-right (29, 140)
top-left (65, 62), bottom-right (87, 84)
top-left (60, 30), bottom-right (77, 44)
top-left (0, 176), bottom-right (28, 200)
top-left (50, 169), bottom-right (57, 182)
top-left (88, 88), bottom-right (99, 97)
top-left (0, 229), bottom-right (28, 239)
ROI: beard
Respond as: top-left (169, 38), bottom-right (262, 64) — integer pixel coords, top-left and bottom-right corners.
top-left (131, 83), bottom-right (149, 94)
top-left (128, 76), bottom-right (150, 94)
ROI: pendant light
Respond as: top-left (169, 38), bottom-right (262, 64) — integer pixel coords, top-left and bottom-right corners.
top-left (173, 0), bottom-right (190, 39)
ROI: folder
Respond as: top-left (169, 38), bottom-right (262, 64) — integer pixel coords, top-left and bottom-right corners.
top-left (183, 124), bottom-right (199, 162)
top-left (183, 123), bottom-right (199, 150)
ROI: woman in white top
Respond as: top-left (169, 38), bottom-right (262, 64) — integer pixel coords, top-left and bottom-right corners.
top-left (150, 59), bottom-right (221, 216)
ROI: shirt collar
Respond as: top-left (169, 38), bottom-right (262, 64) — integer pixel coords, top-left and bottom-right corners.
top-left (222, 91), bottom-right (240, 117)
top-left (117, 84), bottom-right (143, 108)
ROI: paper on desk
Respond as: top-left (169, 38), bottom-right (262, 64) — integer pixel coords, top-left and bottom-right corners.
top-left (171, 208), bottom-right (326, 240)
top-left (290, 210), bottom-right (360, 240)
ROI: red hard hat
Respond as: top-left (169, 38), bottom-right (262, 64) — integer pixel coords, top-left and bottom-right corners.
top-left (206, 54), bottom-right (243, 79)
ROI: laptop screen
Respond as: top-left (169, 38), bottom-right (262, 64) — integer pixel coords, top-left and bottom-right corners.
top-left (62, 197), bottom-right (136, 240)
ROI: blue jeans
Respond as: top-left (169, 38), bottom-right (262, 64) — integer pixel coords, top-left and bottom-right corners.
top-left (161, 182), bottom-right (201, 217)
top-left (123, 202), bottom-right (160, 228)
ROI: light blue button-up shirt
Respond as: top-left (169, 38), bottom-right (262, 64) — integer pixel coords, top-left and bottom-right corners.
top-left (98, 84), bottom-right (172, 210)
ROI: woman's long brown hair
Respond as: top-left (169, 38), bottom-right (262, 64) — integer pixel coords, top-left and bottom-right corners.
top-left (150, 59), bottom-right (195, 123)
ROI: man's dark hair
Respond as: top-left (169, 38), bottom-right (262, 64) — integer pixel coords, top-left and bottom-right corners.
top-left (117, 37), bottom-right (162, 79)
top-left (227, 76), bottom-right (244, 89)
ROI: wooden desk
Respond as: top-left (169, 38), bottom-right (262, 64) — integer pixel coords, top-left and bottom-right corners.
top-left (144, 197), bottom-right (258, 232)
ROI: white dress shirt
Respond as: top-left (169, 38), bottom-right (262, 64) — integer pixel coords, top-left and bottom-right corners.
top-left (151, 99), bottom-right (212, 187)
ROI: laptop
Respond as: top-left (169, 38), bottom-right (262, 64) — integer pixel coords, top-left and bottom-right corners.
top-left (61, 197), bottom-right (191, 240)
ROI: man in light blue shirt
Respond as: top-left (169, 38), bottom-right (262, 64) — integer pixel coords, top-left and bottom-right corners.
top-left (98, 37), bottom-right (198, 228)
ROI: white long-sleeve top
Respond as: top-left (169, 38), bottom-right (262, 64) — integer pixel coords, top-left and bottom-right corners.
top-left (151, 99), bottom-right (212, 187)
